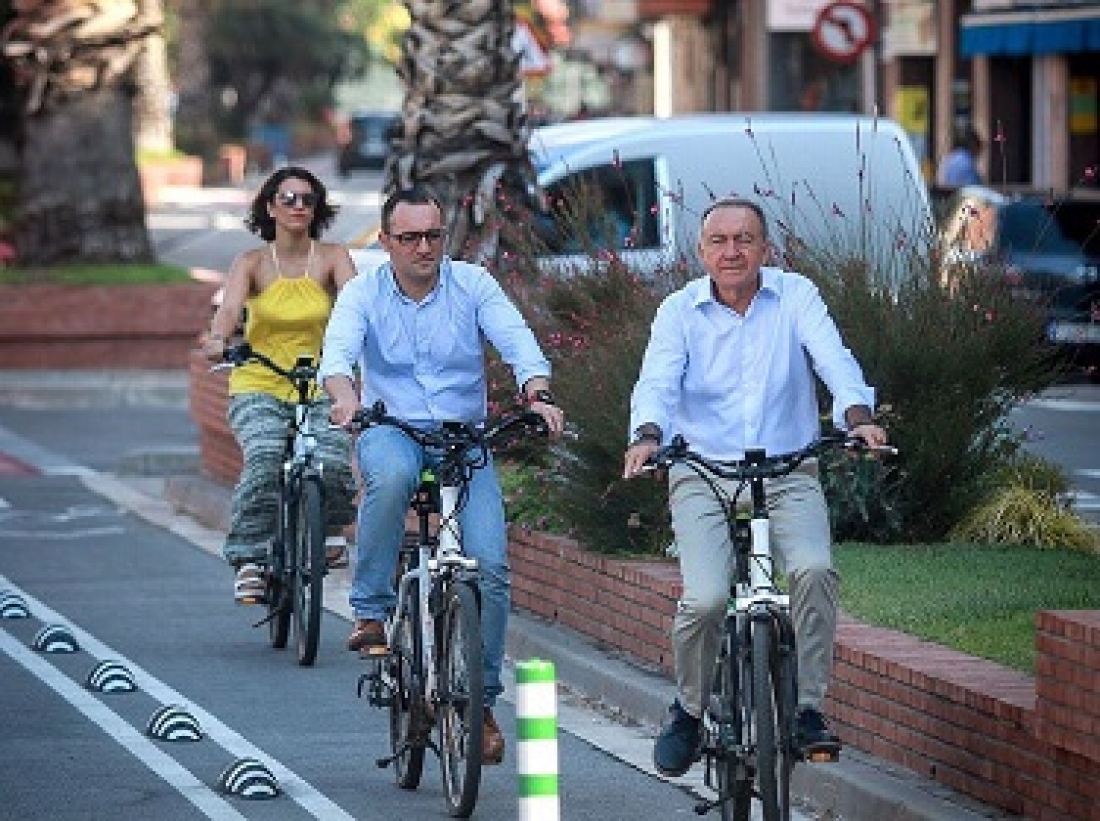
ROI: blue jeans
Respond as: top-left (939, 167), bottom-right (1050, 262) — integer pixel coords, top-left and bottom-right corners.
top-left (352, 425), bottom-right (510, 705)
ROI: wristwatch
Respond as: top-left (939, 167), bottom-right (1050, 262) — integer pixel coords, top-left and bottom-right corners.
top-left (529, 388), bottom-right (557, 406)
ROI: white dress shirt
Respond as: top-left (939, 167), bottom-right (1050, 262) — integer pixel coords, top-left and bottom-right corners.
top-left (318, 257), bottom-right (550, 426)
top-left (629, 267), bottom-right (875, 459)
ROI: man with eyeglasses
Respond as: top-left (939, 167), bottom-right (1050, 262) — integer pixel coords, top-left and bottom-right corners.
top-left (319, 186), bottom-right (565, 766)
top-left (622, 197), bottom-right (889, 778)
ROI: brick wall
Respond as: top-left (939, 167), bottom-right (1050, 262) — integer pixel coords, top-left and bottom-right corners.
top-left (0, 283), bottom-right (218, 369)
top-left (510, 528), bottom-right (1100, 821)
top-left (188, 364), bottom-right (1100, 820)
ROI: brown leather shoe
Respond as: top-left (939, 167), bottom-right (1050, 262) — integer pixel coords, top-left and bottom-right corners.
top-left (347, 619), bottom-right (386, 654)
top-left (482, 707), bottom-right (505, 765)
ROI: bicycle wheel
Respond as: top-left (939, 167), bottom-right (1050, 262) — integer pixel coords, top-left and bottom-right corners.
top-left (267, 494), bottom-right (292, 650)
top-left (438, 580), bottom-right (484, 818)
top-left (751, 618), bottom-right (793, 821)
top-left (389, 573), bottom-right (426, 789)
top-left (293, 476), bottom-right (325, 666)
top-left (711, 621), bottom-right (751, 821)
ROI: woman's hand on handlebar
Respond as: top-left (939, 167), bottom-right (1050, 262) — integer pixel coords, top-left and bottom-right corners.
top-left (623, 439), bottom-right (660, 479)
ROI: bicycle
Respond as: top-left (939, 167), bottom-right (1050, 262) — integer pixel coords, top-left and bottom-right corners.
top-left (215, 342), bottom-right (332, 667)
top-left (645, 432), bottom-right (895, 821)
top-left (354, 401), bottom-right (548, 818)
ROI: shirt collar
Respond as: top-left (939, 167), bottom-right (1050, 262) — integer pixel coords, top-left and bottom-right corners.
top-left (690, 266), bottom-right (782, 310)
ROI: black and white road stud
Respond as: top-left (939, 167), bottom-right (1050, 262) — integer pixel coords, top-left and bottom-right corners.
top-left (145, 704), bottom-right (204, 741)
top-left (85, 660), bottom-right (138, 693)
top-left (32, 623), bottom-right (79, 653)
top-left (217, 757), bottom-right (280, 799)
top-left (0, 591), bottom-right (30, 619)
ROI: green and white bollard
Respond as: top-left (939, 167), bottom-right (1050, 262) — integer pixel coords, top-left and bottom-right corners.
top-left (516, 659), bottom-right (559, 820)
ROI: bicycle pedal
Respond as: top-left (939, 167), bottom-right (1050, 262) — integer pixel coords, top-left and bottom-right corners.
top-left (236, 596), bottom-right (264, 606)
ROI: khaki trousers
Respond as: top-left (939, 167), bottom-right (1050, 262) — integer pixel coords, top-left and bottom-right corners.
top-left (668, 461), bottom-right (839, 718)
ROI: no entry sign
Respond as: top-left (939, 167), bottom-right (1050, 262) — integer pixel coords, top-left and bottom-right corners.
top-left (812, 1), bottom-right (876, 64)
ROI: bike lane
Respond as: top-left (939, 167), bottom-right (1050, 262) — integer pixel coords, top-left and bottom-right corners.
top-left (0, 418), bottom-right (725, 820)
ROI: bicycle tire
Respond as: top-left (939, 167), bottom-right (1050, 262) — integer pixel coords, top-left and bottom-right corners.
top-left (389, 574), bottom-right (426, 789)
top-left (712, 622), bottom-right (752, 821)
top-left (267, 495), bottom-right (292, 650)
top-left (438, 580), bottom-right (484, 818)
top-left (293, 477), bottom-right (325, 666)
top-left (752, 618), bottom-right (792, 821)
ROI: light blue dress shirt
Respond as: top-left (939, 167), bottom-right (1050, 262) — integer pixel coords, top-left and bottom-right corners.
top-left (629, 268), bottom-right (875, 460)
top-left (318, 257), bottom-right (550, 426)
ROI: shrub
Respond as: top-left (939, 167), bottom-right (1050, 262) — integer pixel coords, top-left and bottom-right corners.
top-left (951, 486), bottom-right (1098, 552)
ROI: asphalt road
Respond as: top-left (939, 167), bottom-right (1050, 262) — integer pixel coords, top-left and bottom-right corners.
top-left (0, 404), bottom-right (747, 820)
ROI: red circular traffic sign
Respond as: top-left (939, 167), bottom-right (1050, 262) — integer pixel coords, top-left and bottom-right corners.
top-left (812, 1), bottom-right (876, 64)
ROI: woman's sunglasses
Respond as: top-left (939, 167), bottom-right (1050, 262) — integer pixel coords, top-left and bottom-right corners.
top-left (275, 191), bottom-right (318, 209)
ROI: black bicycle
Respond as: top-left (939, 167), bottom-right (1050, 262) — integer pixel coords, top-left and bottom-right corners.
top-left (646, 432), bottom-right (894, 821)
top-left (216, 343), bottom-right (331, 667)
top-left (354, 401), bottom-right (548, 818)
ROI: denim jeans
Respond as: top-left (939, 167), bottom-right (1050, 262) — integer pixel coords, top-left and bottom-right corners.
top-left (351, 424), bottom-right (510, 705)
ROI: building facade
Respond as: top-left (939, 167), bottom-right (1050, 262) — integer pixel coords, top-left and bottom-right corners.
top-left (562, 0), bottom-right (1098, 191)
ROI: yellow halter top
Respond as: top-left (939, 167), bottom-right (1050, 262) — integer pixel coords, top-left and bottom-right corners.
top-left (229, 242), bottom-right (333, 401)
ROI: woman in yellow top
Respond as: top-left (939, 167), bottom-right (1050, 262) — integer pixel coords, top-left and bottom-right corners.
top-left (202, 167), bottom-right (358, 602)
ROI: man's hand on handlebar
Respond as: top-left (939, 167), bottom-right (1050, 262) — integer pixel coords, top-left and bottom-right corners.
top-left (623, 439), bottom-right (660, 480)
top-left (527, 397), bottom-right (566, 439)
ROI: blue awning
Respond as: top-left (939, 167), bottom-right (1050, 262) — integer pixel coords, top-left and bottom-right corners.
top-left (960, 6), bottom-right (1100, 56)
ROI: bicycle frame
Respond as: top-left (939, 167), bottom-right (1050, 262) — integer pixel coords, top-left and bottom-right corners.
top-left (388, 481), bottom-right (478, 702)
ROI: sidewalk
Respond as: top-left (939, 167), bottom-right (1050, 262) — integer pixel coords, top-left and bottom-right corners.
top-left (0, 371), bottom-right (1007, 821)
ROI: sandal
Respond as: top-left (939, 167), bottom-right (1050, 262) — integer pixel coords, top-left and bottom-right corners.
top-left (233, 562), bottom-right (265, 604)
top-left (325, 536), bottom-right (349, 569)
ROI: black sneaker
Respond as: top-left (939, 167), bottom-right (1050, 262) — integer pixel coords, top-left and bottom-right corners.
top-left (653, 700), bottom-right (702, 777)
top-left (795, 706), bottom-right (841, 760)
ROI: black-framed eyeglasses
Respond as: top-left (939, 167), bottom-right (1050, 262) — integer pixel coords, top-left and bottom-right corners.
top-left (390, 229), bottom-right (445, 247)
top-left (275, 191), bottom-right (318, 209)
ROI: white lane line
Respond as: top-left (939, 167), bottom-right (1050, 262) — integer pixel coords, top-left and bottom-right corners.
top-left (1076, 469), bottom-right (1100, 480)
top-left (0, 629), bottom-right (247, 821)
top-left (0, 575), bottom-right (356, 820)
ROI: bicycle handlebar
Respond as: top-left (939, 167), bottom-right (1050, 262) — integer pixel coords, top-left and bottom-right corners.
top-left (348, 401), bottom-right (549, 470)
top-left (644, 431), bottom-right (897, 482)
top-left (212, 342), bottom-right (319, 389)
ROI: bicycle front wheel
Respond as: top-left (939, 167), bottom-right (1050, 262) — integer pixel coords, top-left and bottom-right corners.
top-left (267, 495), bottom-right (292, 650)
top-left (438, 580), bottom-right (484, 818)
top-left (752, 617), bottom-right (793, 821)
top-left (293, 477), bottom-right (325, 666)
top-left (711, 621), bottom-right (751, 821)
top-left (389, 574), bottom-right (426, 790)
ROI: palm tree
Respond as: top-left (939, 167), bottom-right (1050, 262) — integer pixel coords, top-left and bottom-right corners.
top-left (133, 0), bottom-right (173, 154)
top-left (1, 0), bottom-right (157, 264)
top-left (387, 0), bottom-right (536, 263)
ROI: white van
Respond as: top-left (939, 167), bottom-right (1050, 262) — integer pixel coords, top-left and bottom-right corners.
top-left (351, 113), bottom-right (932, 281)
top-left (528, 113), bottom-right (932, 281)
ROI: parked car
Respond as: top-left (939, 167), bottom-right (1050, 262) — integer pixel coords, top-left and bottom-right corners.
top-left (939, 185), bottom-right (1100, 367)
top-left (337, 111), bottom-right (398, 176)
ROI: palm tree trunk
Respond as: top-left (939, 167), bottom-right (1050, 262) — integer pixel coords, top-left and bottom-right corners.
top-left (388, 0), bottom-right (536, 263)
top-left (133, 0), bottom-right (173, 154)
top-left (18, 86), bottom-right (153, 265)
